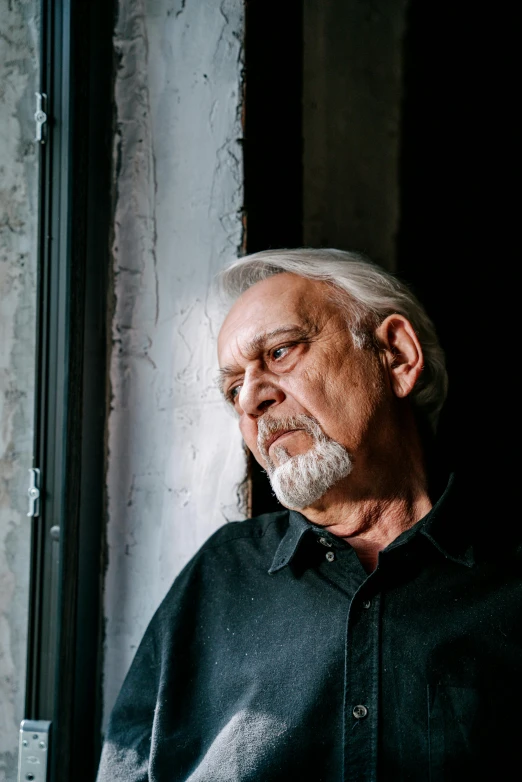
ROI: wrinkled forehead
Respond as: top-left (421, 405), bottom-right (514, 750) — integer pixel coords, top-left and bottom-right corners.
top-left (217, 273), bottom-right (334, 361)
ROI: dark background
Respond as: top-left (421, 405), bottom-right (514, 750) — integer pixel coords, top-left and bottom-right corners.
top-left (244, 0), bottom-right (518, 516)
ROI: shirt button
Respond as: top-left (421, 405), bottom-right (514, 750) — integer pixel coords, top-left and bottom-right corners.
top-left (325, 551), bottom-right (335, 562)
top-left (353, 705), bottom-right (368, 719)
top-left (319, 536), bottom-right (332, 547)
top-left (362, 599), bottom-right (371, 609)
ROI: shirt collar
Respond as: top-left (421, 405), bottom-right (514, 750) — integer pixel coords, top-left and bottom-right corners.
top-left (382, 472), bottom-right (474, 567)
top-left (268, 511), bottom-right (313, 574)
top-left (420, 472), bottom-right (475, 567)
top-left (268, 472), bottom-right (472, 574)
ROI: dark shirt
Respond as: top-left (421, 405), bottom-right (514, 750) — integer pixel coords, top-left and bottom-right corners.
top-left (97, 475), bottom-right (522, 781)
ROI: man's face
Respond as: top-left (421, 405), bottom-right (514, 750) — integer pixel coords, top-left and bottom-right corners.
top-left (217, 273), bottom-right (391, 502)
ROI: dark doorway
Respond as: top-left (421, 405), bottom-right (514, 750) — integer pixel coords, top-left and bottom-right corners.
top-left (397, 0), bottom-right (518, 509)
top-left (243, 0), bottom-right (303, 515)
top-left (244, 0), bottom-right (518, 516)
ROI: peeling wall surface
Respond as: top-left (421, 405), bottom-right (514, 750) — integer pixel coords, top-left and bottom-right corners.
top-left (104, 0), bottom-right (245, 728)
top-left (0, 1), bottom-right (40, 779)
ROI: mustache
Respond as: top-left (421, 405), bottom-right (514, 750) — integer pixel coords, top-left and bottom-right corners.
top-left (257, 413), bottom-right (324, 462)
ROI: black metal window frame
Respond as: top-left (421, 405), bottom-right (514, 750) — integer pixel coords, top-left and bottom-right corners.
top-left (26, 0), bottom-right (114, 779)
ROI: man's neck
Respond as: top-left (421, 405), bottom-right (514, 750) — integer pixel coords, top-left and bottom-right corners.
top-left (301, 455), bottom-right (432, 573)
top-left (328, 491), bottom-right (432, 572)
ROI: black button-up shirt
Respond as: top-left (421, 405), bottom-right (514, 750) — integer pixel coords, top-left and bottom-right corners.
top-left (97, 475), bottom-right (522, 781)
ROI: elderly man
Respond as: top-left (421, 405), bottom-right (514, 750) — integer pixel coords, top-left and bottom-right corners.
top-left (98, 249), bottom-right (521, 781)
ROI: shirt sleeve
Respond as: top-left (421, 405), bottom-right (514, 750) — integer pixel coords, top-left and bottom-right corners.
top-left (96, 622), bottom-right (159, 782)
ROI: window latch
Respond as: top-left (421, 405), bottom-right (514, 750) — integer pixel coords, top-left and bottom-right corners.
top-left (34, 92), bottom-right (47, 143)
top-left (27, 468), bottom-right (41, 518)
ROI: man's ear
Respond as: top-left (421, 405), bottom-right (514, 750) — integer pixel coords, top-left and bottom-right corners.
top-left (375, 315), bottom-right (424, 399)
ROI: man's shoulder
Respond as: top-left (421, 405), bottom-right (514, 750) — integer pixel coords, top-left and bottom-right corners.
top-left (151, 510), bottom-right (290, 630)
top-left (198, 508), bottom-right (290, 555)
top-left (167, 509), bottom-right (290, 590)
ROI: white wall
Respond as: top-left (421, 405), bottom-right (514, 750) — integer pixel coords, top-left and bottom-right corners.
top-left (104, 0), bottom-right (246, 727)
top-left (0, 0), bottom-right (40, 778)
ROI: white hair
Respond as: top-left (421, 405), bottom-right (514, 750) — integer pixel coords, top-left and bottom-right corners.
top-left (257, 413), bottom-right (353, 509)
top-left (217, 248), bottom-right (448, 433)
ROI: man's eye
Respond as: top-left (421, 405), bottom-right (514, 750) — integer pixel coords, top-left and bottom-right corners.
top-left (228, 384), bottom-right (241, 403)
top-left (272, 345), bottom-right (291, 360)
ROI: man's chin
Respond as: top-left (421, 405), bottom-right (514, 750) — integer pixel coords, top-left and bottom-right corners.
top-left (268, 445), bottom-right (353, 510)
top-left (271, 442), bottom-right (313, 467)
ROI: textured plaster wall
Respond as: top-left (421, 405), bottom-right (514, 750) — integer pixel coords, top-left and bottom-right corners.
top-left (104, 0), bottom-right (245, 727)
top-left (0, 0), bottom-right (40, 779)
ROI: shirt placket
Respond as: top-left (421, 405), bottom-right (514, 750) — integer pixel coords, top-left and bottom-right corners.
top-left (343, 584), bottom-right (380, 782)
top-left (314, 535), bottom-right (380, 782)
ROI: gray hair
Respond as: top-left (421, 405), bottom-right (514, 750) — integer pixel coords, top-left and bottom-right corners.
top-left (217, 248), bottom-right (448, 433)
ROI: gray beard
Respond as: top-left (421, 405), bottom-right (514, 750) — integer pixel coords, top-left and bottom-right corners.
top-left (257, 414), bottom-right (353, 510)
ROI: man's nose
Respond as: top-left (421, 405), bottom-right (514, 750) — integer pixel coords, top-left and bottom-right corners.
top-left (238, 369), bottom-right (285, 417)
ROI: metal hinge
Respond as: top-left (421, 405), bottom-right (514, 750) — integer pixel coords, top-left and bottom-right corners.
top-left (34, 93), bottom-right (47, 143)
top-left (27, 468), bottom-right (41, 518)
top-left (17, 720), bottom-right (51, 782)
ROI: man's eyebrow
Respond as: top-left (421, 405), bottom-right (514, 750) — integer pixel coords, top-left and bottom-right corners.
top-left (243, 324), bottom-right (315, 358)
top-left (215, 324), bottom-right (316, 393)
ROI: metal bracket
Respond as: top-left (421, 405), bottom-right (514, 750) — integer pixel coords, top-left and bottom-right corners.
top-left (17, 720), bottom-right (51, 782)
top-left (34, 93), bottom-right (47, 144)
top-left (27, 468), bottom-right (41, 518)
